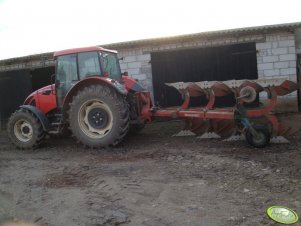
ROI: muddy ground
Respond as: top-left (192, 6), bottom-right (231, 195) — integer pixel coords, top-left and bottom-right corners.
top-left (0, 120), bottom-right (300, 226)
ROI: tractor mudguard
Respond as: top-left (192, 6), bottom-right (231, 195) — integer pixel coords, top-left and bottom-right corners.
top-left (122, 76), bottom-right (145, 92)
top-left (20, 105), bottom-right (50, 131)
top-left (62, 77), bottom-right (127, 115)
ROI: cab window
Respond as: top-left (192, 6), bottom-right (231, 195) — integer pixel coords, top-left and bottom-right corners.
top-left (56, 54), bottom-right (78, 90)
top-left (56, 54), bottom-right (78, 108)
top-left (100, 52), bottom-right (121, 80)
top-left (78, 52), bottom-right (101, 79)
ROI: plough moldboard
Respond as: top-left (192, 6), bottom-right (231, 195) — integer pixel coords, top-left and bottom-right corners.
top-left (147, 76), bottom-right (299, 147)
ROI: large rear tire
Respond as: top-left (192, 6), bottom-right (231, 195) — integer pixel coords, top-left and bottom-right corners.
top-left (7, 109), bottom-right (45, 149)
top-left (68, 85), bottom-right (129, 148)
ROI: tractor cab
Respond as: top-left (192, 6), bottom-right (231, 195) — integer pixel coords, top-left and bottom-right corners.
top-left (54, 47), bottom-right (122, 108)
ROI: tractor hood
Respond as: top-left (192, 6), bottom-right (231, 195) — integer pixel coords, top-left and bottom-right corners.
top-left (24, 85), bottom-right (54, 104)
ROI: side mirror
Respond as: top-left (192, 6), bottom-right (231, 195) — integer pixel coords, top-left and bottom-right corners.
top-left (51, 74), bottom-right (56, 94)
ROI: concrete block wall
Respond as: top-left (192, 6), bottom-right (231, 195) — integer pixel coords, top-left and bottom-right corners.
top-left (256, 33), bottom-right (298, 112)
top-left (118, 50), bottom-right (153, 93)
top-left (256, 35), bottom-right (296, 80)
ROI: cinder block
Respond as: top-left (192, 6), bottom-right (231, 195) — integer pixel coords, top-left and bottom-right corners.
top-left (119, 63), bottom-right (127, 70)
top-left (288, 47), bottom-right (296, 54)
top-left (256, 42), bottom-right (272, 50)
top-left (137, 54), bottom-right (151, 61)
top-left (127, 62), bottom-right (141, 69)
top-left (280, 34), bottom-right (294, 40)
top-left (289, 61), bottom-right (297, 68)
top-left (278, 40), bottom-right (295, 47)
top-left (141, 67), bottom-right (152, 74)
top-left (279, 54), bottom-right (296, 61)
top-left (266, 35), bottom-right (281, 42)
top-left (127, 68), bottom-right (139, 75)
top-left (119, 50), bottom-right (130, 57)
top-left (124, 56), bottom-right (137, 63)
top-left (263, 55), bottom-right (279, 63)
top-left (272, 42), bottom-right (278, 48)
top-left (258, 63), bottom-right (273, 70)
top-left (274, 61), bottom-right (289, 69)
top-left (264, 69), bottom-right (280, 76)
top-left (272, 47), bottom-right (288, 55)
top-left (280, 68), bottom-right (296, 76)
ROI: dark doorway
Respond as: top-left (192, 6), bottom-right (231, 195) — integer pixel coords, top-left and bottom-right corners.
top-left (0, 66), bottom-right (55, 126)
top-left (0, 70), bottom-right (32, 121)
top-left (31, 66), bottom-right (55, 91)
top-left (151, 43), bottom-right (258, 107)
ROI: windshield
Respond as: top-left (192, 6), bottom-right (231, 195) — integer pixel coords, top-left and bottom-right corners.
top-left (100, 51), bottom-right (121, 80)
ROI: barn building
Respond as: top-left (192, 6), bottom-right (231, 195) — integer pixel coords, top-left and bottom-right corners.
top-left (1, 22), bottom-right (301, 126)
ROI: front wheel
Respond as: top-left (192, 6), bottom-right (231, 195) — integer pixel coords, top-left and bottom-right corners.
top-left (245, 125), bottom-right (270, 148)
top-left (68, 85), bottom-right (129, 148)
top-left (7, 109), bottom-right (45, 149)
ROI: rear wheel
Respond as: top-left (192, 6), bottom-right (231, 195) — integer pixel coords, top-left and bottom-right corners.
top-left (68, 85), bottom-right (129, 148)
top-left (245, 125), bottom-right (270, 148)
top-left (7, 109), bottom-right (45, 149)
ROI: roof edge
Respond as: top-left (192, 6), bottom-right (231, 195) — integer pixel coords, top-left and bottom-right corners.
top-left (103, 22), bottom-right (301, 49)
top-left (1, 22), bottom-right (301, 64)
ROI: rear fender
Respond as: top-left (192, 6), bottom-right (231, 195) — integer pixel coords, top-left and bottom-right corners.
top-left (122, 76), bottom-right (144, 92)
top-left (20, 105), bottom-right (50, 131)
top-left (62, 77), bottom-right (127, 117)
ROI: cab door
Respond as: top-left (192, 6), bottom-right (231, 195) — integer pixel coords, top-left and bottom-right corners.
top-left (55, 54), bottom-right (78, 109)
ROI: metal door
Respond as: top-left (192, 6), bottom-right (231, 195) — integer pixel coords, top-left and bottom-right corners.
top-left (151, 43), bottom-right (258, 107)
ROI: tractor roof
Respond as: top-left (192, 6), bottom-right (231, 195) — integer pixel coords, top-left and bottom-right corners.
top-left (53, 46), bottom-right (117, 57)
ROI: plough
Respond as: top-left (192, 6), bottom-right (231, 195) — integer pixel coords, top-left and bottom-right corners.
top-left (139, 76), bottom-right (299, 147)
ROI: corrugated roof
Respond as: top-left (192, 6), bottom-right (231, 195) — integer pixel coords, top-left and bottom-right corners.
top-left (104, 22), bottom-right (301, 49)
top-left (0, 52), bottom-right (53, 64)
top-left (1, 22), bottom-right (301, 64)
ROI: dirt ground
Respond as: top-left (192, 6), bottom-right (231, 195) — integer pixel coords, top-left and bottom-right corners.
top-left (0, 120), bottom-right (300, 226)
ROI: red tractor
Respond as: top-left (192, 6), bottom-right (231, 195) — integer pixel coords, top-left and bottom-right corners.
top-left (7, 46), bottom-right (299, 149)
top-left (7, 46), bottom-right (151, 149)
